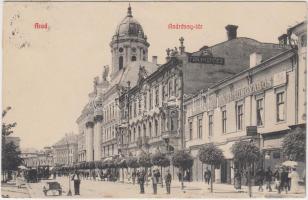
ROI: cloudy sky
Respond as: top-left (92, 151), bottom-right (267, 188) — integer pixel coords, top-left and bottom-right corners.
top-left (2, 1), bottom-right (306, 149)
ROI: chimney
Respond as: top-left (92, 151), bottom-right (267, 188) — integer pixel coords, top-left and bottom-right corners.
top-left (152, 56), bottom-right (158, 65)
top-left (225, 25), bottom-right (238, 41)
top-left (249, 52), bottom-right (262, 68)
top-left (278, 34), bottom-right (288, 45)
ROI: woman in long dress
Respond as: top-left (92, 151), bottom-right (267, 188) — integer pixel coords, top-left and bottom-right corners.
top-left (289, 167), bottom-right (300, 194)
top-left (234, 169), bottom-right (242, 192)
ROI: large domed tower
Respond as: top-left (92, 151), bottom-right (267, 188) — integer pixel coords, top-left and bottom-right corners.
top-left (110, 4), bottom-right (150, 75)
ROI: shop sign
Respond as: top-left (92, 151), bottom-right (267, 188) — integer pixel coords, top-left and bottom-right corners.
top-left (188, 56), bottom-right (225, 65)
top-left (217, 78), bottom-right (273, 107)
top-left (246, 126), bottom-right (257, 136)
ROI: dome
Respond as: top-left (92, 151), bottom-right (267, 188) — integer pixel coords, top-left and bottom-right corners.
top-left (113, 5), bottom-right (145, 38)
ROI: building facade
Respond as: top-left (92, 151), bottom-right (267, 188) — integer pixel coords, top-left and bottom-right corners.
top-left (76, 5), bottom-right (158, 162)
top-left (117, 24), bottom-right (289, 158)
top-left (21, 147), bottom-right (54, 168)
top-left (52, 134), bottom-right (78, 166)
top-left (184, 21), bottom-right (306, 183)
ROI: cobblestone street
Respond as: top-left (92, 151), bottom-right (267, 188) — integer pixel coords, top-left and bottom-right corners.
top-left (23, 177), bottom-right (305, 198)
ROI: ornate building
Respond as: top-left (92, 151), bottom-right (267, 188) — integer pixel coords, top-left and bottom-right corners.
top-left (117, 24), bottom-right (290, 159)
top-left (52, 133), bottom-right (78, 166)
top-left (76, 5), bottom-right (159, 161)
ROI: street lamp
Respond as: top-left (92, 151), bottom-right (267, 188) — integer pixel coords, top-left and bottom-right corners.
top-left (65, 134), bottom-right (72, 196)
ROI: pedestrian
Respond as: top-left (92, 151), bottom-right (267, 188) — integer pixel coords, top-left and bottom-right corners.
top-left (234, 169), bottom-right (242, 192)
top-left (132, 170), bottom-right (136, 185)
top-left (256, 167), bottom-right (265, 192)
top-left (279, 167), bottom-right (289, 194)
top-left (273, 167), bottom-right (280, 191)
top-left (288, 167), bottom-right (300, 194)
top-left (265, 167), bottom-right (273, 192)
top-left (177, 171), bottom-right (182, 182)
top-left (71, 171), bottom-right (81, 195)
top-left (138, 169), bottom-right (145, 194)
top-left (206, 167), bottom-right (211, 185)
top-left (165, 169), bottom-right (172, 194)
top-left (151, 169), bottom-right (158, 194)
top-left (53, 171), bottom-right (56, 179)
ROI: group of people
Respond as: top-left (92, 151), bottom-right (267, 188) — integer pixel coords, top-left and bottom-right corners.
top-left (135, 168), bottom-right (172, 195)
top-left (234, 166), bottom-right (301, 194)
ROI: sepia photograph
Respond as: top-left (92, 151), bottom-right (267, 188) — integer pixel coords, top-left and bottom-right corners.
top-left (1, 0), bottom-right (307, 198)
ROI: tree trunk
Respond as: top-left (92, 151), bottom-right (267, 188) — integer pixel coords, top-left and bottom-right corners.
top-left (247, 163), bottom-right (252, 198)
top-left (181, 168), bottom-right (184, 190)
top-left (161, 166), bottom-right (164, 187)
top-left (210, 165), bottom-right (214, 193)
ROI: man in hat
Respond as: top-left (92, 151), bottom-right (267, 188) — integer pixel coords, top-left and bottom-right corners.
top-left (137, 169), bottom-right (145, 194)
top-left (165, 169), bottom-right (172, 194)
top-left (71, 170), bottom-right (81, 195)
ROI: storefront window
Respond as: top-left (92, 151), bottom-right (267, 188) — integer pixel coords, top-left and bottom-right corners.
top-left (155, 87), bottom-right (159, 107)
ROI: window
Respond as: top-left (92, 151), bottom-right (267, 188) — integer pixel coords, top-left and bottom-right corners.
top-left (131, 56), bottom-right (137, 61)
top-left (138, 126), bottom-right (141, 138)
top-left (208, 115), bottom-right (213, 136)
top-left (169, 80), bottom-right (173, 96)
top-left (155, 120), bottom-right (158, 136)
top-left (198, 118), bottom-right (203, 139)
top-left (138, 98), bottom-right (141, 115)
top-left (256, 98), bottom-right (264, 126)
top-left (236, 103), bottom-right (244, 130)
top-left (119, 56), bottom-right (123, 70)
top-left (162, 85), bottom-right (166, 101)
top-left (143, 124), bottom-right (146, 137)
top-left (277, 92), bottom-right (285, 122)
top-left (301, 34), bottom-right (307, 47)
top-left (155, 87), bottom-right (159, 106)
top-left (149, 122), bottom-right (152, 138)
top-left (222, 110), bottom-right (227, 133)
top-left (129, 104), bottom-right (132, 119)
top-left (144, 93), bottom-right (147, 110)
top-left (174, 78), bottom-right (178, 96)
top-left (134, 100), bottom-right (137, 117)
top-left (119, 47), bottom-right (123, 53)
top-left (133, 128), bottom-right (136, 141)
top-left (189, 121), bottom-right (193, 140)
top-left (128, 131), bottom-right (131, 143)
top-left (149, 90), bottom-right (153, 109)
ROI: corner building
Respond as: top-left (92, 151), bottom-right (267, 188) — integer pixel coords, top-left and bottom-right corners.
top-left (184, 21), bottom-right (306, 184)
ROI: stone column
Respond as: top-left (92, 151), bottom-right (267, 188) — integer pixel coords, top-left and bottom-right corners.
top-left (85, 118), bottom-right (94, 162)
top-left (93, 112), bottom-right (103, 161)
top-left (215, 167), bottom-right (221, 183)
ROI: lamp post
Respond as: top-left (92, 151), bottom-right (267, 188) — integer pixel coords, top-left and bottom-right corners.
top-left (65, 134), bottom-right (72, 196)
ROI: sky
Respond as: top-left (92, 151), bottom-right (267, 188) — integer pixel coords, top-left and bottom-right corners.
top-left (2, 1), bottom-right (306, 150)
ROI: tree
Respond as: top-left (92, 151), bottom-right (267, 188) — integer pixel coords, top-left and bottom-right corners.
top-left (198, 143), bottom-right (224, 192)
top-left (2, 142), bottom-right (22, 182)
top-left (151, 150), bottom-right (170, 187)
top-left (172, 150), bottom-right (194, 189)
top-left (2, 106), bottom-right (19, 182)
top-left (126, 155), bottom-right (139, 185)
top-left (282, 127), bottom-right (306, 162)
top-left (231, 141), bottom-right (261, 197)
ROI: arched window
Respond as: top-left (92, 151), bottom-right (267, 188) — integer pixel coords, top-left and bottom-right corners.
top-left (131, 56), bottom-right (137, 61)
top-left (149, 122), bottom-right (152, 138)
top-left (119, 56), bottom-right (123, 70)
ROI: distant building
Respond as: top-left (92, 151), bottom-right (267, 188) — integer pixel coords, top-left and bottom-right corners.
top-left (184, 21), bottom-right (306, 183)
top-left (21, 147), bottom-right (54, 168)
top-left (52, 134), bottom-right (78, 166)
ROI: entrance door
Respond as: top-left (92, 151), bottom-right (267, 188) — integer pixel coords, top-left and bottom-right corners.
top-left (221, 160), bottom-right (228, 183)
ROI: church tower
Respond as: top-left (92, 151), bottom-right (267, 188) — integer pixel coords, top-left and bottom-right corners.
top-left (110, 5), bottom-right (150, 75)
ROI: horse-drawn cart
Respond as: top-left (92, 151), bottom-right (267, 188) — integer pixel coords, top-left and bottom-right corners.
top-left (43, 182), bottom-right (62, 196)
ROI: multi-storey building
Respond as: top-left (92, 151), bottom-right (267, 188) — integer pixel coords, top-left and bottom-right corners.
top-left (52, 133), bottom-right (78, 166)
top-left (21, 147), bottom-right (54, 168)
top-left (76, 5), bottom-right (159, 161)
top-left (184, 21), bottom-right (306, 183)
top-left (117, 24), bottom-right (289, 159)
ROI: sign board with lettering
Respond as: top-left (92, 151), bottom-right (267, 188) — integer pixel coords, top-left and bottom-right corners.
top-left (188, 56), bottom-right (225, 65)
top-left (246, 126), bottom-right (257, 136)
top-left (273, 71), bottom-right (287, 87)
top-left (217, 78), bottom-right (273, 107)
